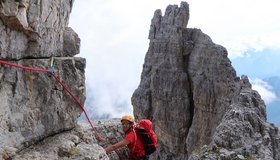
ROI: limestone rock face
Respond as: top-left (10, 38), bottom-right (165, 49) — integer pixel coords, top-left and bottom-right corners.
top-left (11, 120), bottom-right (121, 160)
top-left (0, 0), bottom-right (78, 59)
top-left (0, 58), bottom-right (85, 149)
top-left (132, 2), bottom-right (280, 160)
top-left (9, 119), bottom-right (128, 160)
top-left (0, 0), bottom-right (86, 156)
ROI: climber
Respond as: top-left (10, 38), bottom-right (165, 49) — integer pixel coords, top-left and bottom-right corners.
top-left (105, 115), bottom-right (147, 160)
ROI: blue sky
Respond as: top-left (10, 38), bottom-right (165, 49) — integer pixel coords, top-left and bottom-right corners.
top-left (69, 0), bottom-right (280, 120)
top-left (232, 49), bottom-right (280, 78)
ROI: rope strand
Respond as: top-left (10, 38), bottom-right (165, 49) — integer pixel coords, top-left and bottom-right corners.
top-left (52, 74), bottom-right (107, 141)
top-left (0, 59), bottom-right (51, 72)
top-left (0, 59), bottom-right (106, 141)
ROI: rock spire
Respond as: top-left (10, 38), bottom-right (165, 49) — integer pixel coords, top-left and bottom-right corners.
top-left (132, 1), bottom-right (280, 159)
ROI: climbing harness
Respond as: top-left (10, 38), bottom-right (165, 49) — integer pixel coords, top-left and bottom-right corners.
top-left (0, 59), bottom-right (107, 141)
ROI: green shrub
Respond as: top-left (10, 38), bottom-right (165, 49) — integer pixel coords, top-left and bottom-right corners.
top-left (68, 146), bottom-right (78, 157)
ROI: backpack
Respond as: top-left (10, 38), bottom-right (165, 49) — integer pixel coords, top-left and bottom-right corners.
top-left (135, 119), bottom-right (157, 155)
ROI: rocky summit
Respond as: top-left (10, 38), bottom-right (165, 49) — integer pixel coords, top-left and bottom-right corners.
top-left (132, 1), bottom-right (280, 160)
top-left (0, 1), bottom-right (279, 160)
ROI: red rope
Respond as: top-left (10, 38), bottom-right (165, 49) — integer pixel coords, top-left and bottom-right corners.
top-left (0, 59), bottom-right (106, 141)
top-left (0, 59), bottom-right (51, 72)
top-left (52, 74), bottom-right (107, 141)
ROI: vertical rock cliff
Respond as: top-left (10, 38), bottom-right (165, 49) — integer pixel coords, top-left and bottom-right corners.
top-left (0, 0), bottom-right (85, 154)
top-left (132, 2), bottom-right (280, 160)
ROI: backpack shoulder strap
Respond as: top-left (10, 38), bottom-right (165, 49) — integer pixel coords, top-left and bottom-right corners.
top-left (131, 128), bottom-right (137, 152)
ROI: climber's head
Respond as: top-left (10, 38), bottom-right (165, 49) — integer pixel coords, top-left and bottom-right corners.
top-left (121, 115), bottom-right (134, 132)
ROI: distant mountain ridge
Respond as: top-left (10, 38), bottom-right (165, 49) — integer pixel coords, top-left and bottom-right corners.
top-left (231, 52), bottom-right (280, 127)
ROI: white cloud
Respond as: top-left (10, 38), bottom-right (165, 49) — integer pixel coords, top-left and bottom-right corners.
top-left (69, 0), bottom-right (280, 118)
top-left (184, 0), bottom-right (280, 58)
top-left (251, 78), bottom-right (278, 105)
top-left (86, 81), bottom-right (133, 119)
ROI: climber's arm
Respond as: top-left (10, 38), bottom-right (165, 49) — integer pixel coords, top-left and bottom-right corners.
top-left (105, 139), bottom-right (130, 154)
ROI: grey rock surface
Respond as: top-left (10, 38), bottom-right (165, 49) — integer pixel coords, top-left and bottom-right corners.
top-left (132, 1), bottom-right (280, 160)
top-left (0, 0), bottom-right (78, 59)
top-left (9, 119), bottom-right (128, 160)
top-left (11, 120), bottom-right (120, 160)
top-left (1, 117), bottom-right (128, 159)
top-left (0, 58), bottom-right (85, 151)
top-left (0, 0), bottom-right (86, 157)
